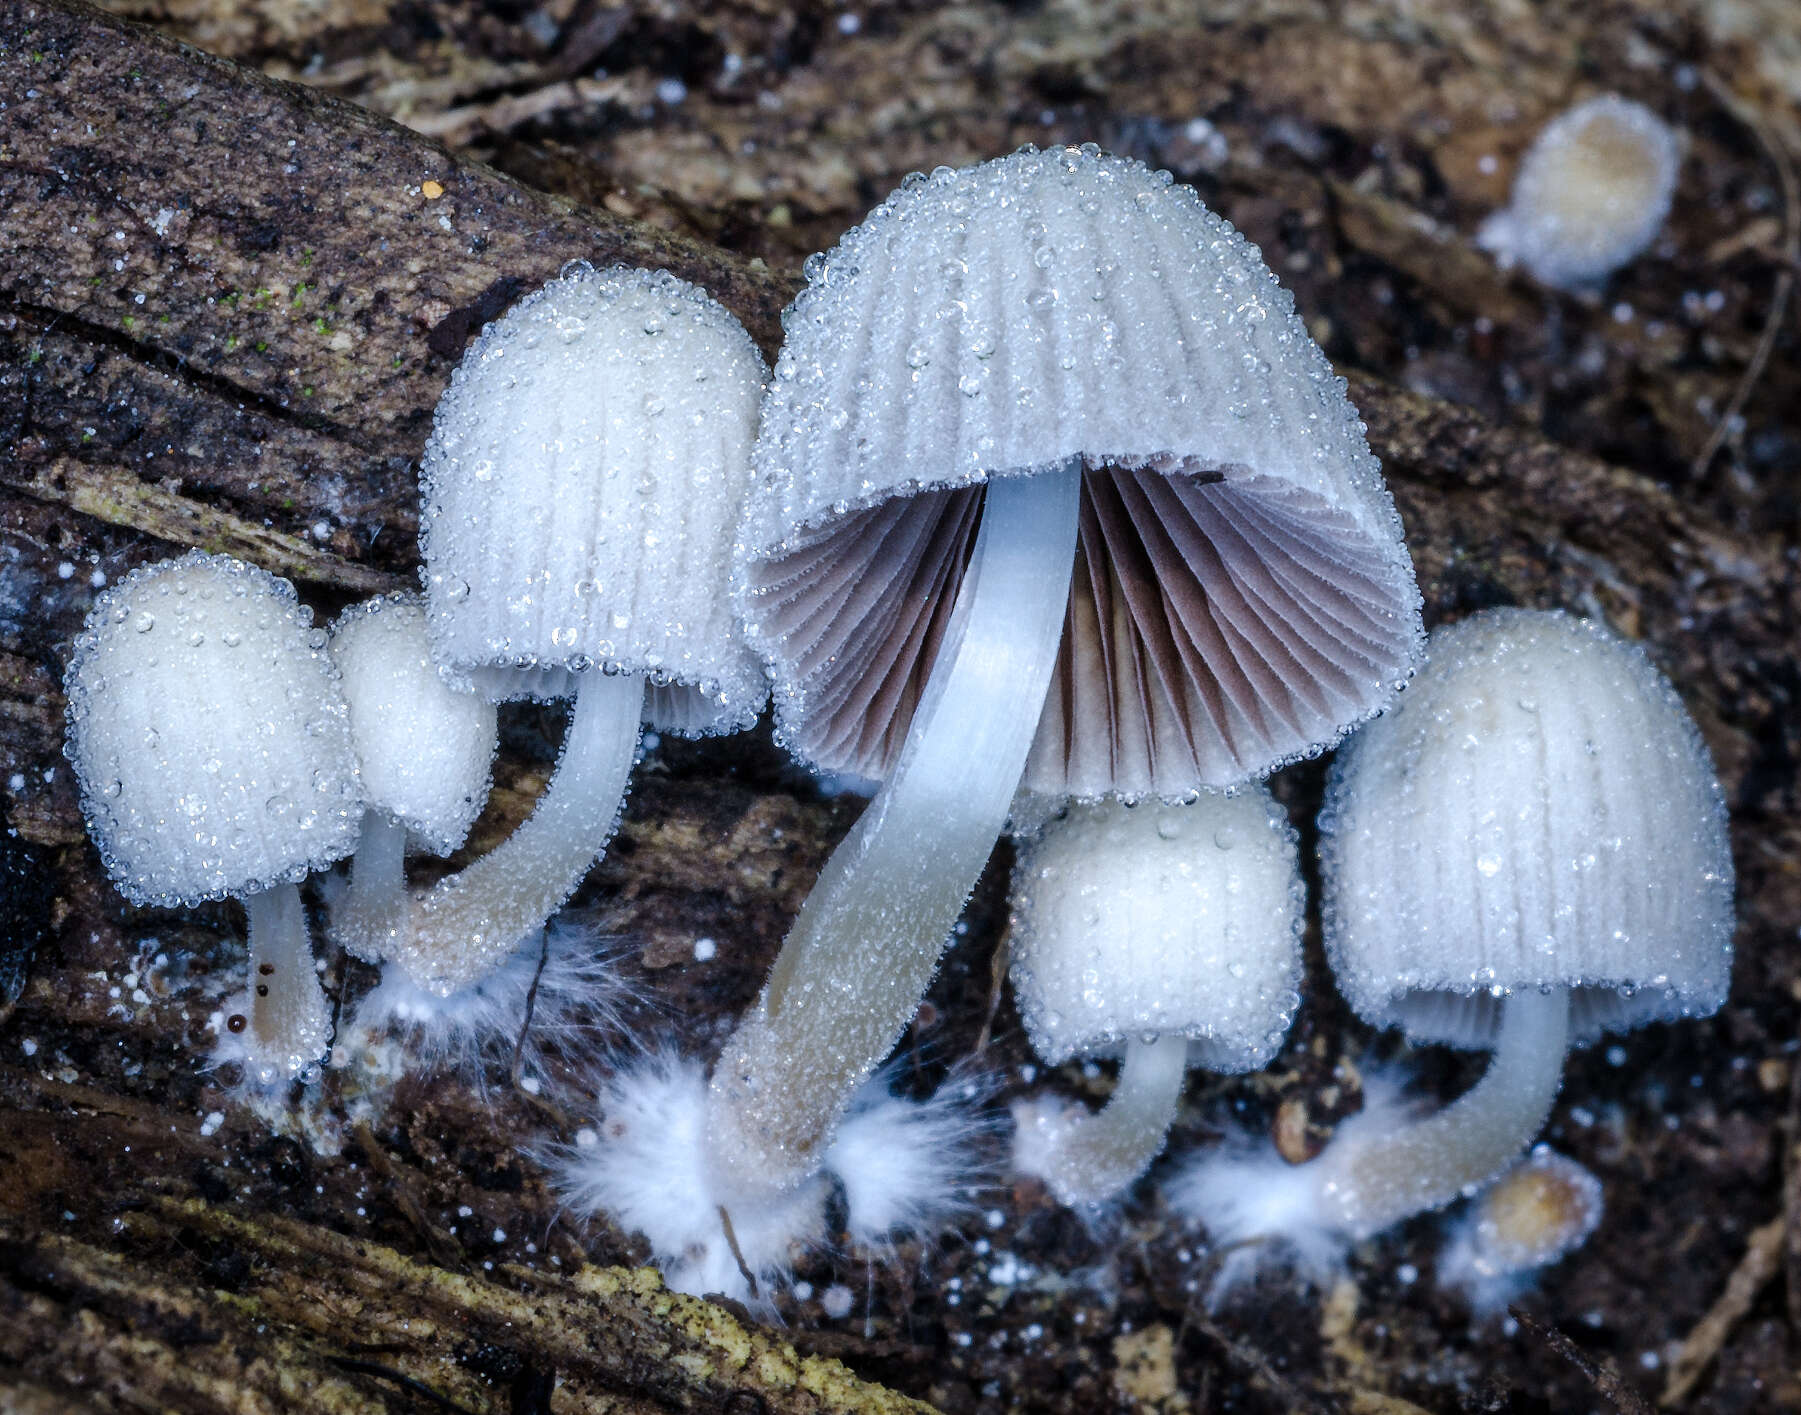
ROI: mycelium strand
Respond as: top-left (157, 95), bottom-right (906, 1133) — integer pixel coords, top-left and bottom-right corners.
top-left (1031, 1034), bottom-right (1191, 1206)
top-left (240, 882), bottom-right (331, 1081)
top-left (1315, 987), bottom-right (1570, 1237)
top-left (386, 671), bottom-right (645, 995)
top-left (335, 811), bottom-right (409, 962)
top-left (706, 461), bottom-right (1083, 1201)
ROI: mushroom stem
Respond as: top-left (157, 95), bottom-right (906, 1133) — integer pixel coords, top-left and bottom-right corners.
top-left (707, 461), bottom-right (1083, 1201)
top-left (389, 671), bottom-right (645, 994)
top-left (335, 811), bottom-right (408, 962)
top-left (242, 882), bottom-right (330, 1077)
top-left (1030, 1035), bottom-right (1191, 1205)
top-left (1318, 988), bottom-right (1570, 1237)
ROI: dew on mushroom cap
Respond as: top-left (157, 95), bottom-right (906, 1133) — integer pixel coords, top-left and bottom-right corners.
top-left (706, 143), bottom-right (1422, 1209)
top-left (63, 550), bottom-right (363, 1083)
top-left (1477, 95), bottom-right (1682, 291)
top-left (327, 591), bottom-right (498, 962)
top-left (745, 144), bottom-right (1424, 800)
top-left (395, 264), bottom-right (768, 995)
top-left (1197, 607), bottom-right (1731, 1244)
top-left (1009, 789), bottom-right (1304, 1205)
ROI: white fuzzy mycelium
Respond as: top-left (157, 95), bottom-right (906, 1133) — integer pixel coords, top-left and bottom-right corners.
top-left (328, 592), bottom-right (497, 961)
top-left (548, 1056), bottom-right (984, 1306)
top-left (1477, 95), bottom-right (1682, 291)
top-left (1009, 790), bottom-right (1304, 1205)
top-left (64, 550), bottom-right (363, 1085)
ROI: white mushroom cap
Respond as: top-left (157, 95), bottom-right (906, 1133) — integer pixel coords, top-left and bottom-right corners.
top-left (329, 592), bottom-right (497, 857)
top-left (1009, 787), bottom-right (1304, 1069)
top-left (421, 264), bottom-right (769, 734)
top-left (63, 550), bottom-right (362, 907)
top-left (743, 144), bottom-right (1422, 800)
top-left (1477, 95), bottom-right (1682, 291)
top-left (1321, 608), bottom-right (1734, 1049)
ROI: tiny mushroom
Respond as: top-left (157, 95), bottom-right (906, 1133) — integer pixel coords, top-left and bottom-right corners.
top-left (326, 591), bottom-right (497, 961)
top-left (1009, 789), bottom-right (1304, 1205)
top-left (1175, 608), bottom-right (1732, 1266)
top-left (1438, 1145), bottom-right (1604, 1311)
top-left (707, 143), bottom-right (1422, 1212)
top-left (63, 551), bottom-right (363, 1084)
top-left (396, 264), bottom-right (767, 994)
top-left (1477, 95), bottom-right (1682, 291)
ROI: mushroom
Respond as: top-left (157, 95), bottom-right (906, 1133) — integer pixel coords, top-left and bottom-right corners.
top-left (1438, 1145), bottom-right (1603, 1311)
top-left (1477, 95), bottom-right (1682, 291)
top-left (1175, 608), bottom-right (1732, 1262)
top-left (326, 591), bottom-right (497, 961)
top-left (1008, 789), bottom-right (1303, 1205)
top-left (63, 550), bottom-right (363, 1083)
top-left (397, 264), bottom-right (767, 994)
top-left (707, 144), bottom-right (1423, 1205)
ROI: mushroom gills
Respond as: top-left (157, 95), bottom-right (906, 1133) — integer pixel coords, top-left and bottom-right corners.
top-left (705, 460), bottom-right (1082, 1202)
top-left (748, 465), bottom-right (1408, 800)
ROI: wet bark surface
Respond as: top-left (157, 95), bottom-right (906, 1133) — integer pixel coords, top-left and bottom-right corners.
top-left (1, 0), bottom-right (1798, 1410)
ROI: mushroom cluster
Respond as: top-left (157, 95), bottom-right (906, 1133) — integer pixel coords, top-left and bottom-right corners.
top-left (58, 143), bottom-right (1733, 1320)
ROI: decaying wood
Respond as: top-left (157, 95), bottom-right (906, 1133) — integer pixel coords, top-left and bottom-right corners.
top-left (0, 1196), bottom-right (937, 1414)
top-left (2, 0), bottom-right (1799, 1412)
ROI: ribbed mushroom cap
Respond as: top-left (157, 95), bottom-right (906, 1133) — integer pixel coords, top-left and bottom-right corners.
top-left (421, 265), bottom-right (769, 735)
top-left (1009, 788), bottom-right (1304, 1069)
top-left (63, 551), bottom-right (362, 908)
top-left (742, 144), bottom-right (1422, 800)
top-left (1321, 608), bottom-right (1734, 1049)
top-left (329, 593), bottom-right (497, 857)
top-left (1477, 95), bottom-right (1681, 291)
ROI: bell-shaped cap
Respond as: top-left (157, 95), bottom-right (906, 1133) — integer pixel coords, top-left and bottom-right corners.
top-left (1321, 608), bottom-right (1734, 1048)
top-left (742, 144), bottom-right (1422, 801)
top-left (330, 593), bottom-right (497, 857)
top-left (1009, 787), bottom-right (1304, 1070)
top-left (63, 551), bottom-right (363, 907)
top-left (421, 264), bottom-right (769, 734)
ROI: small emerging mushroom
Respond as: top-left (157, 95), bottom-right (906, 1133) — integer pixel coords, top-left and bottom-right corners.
top-left (1009, 789), bottom-right (1303, 1205)
top-left (708, 144), bottom-right (1422, 1211)
top-left (326, 591), bottom-right (497, 961)
top-left (1438, 1145), bottom-right (1603, 1312)
top-left (63, 551), bottom-right (363, 1084)
top-left (1477, 95), bottom-right (1682, 291)
top-left (399, 265), bottom-right (767, 994)
top-left (1174, 608), bottom-right (1732, 1274)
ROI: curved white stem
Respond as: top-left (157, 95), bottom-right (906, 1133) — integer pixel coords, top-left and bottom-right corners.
top-left (334, 811), bottom-right (408, 962)
top-left (1024, 1035), bottom-right (1190, 1205)
top-left (1317, 988), bottom-right (1570, 1238)
top-left (706, 463), bottom-right (1083, 1202)
top-left (388, 671), bottom-right (644, 995)
top-left (241, 881), bottom-right (330, 1081)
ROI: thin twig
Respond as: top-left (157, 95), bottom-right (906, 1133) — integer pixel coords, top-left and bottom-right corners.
top-left (1690, 72), bottom-right (1800, 480)
top-left (1656, 1217), bottom-right (1785, 1407)
top-left (1510, 1307), bottom-right (1653, 1415)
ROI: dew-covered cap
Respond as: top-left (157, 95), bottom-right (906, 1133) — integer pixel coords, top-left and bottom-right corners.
top-left (330, 593), bottom-right (497, 857)
top-left (421, 264), bottom-right (769, 735)
top-left (63, 551), bottom-right (363, 908)
top-left (1009, 788), bottom-right (1304, 1069)
top-left (743, 144), bottom-right (1422, 800)
top-left (1320, 608), bottom-right (1734, 1048)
